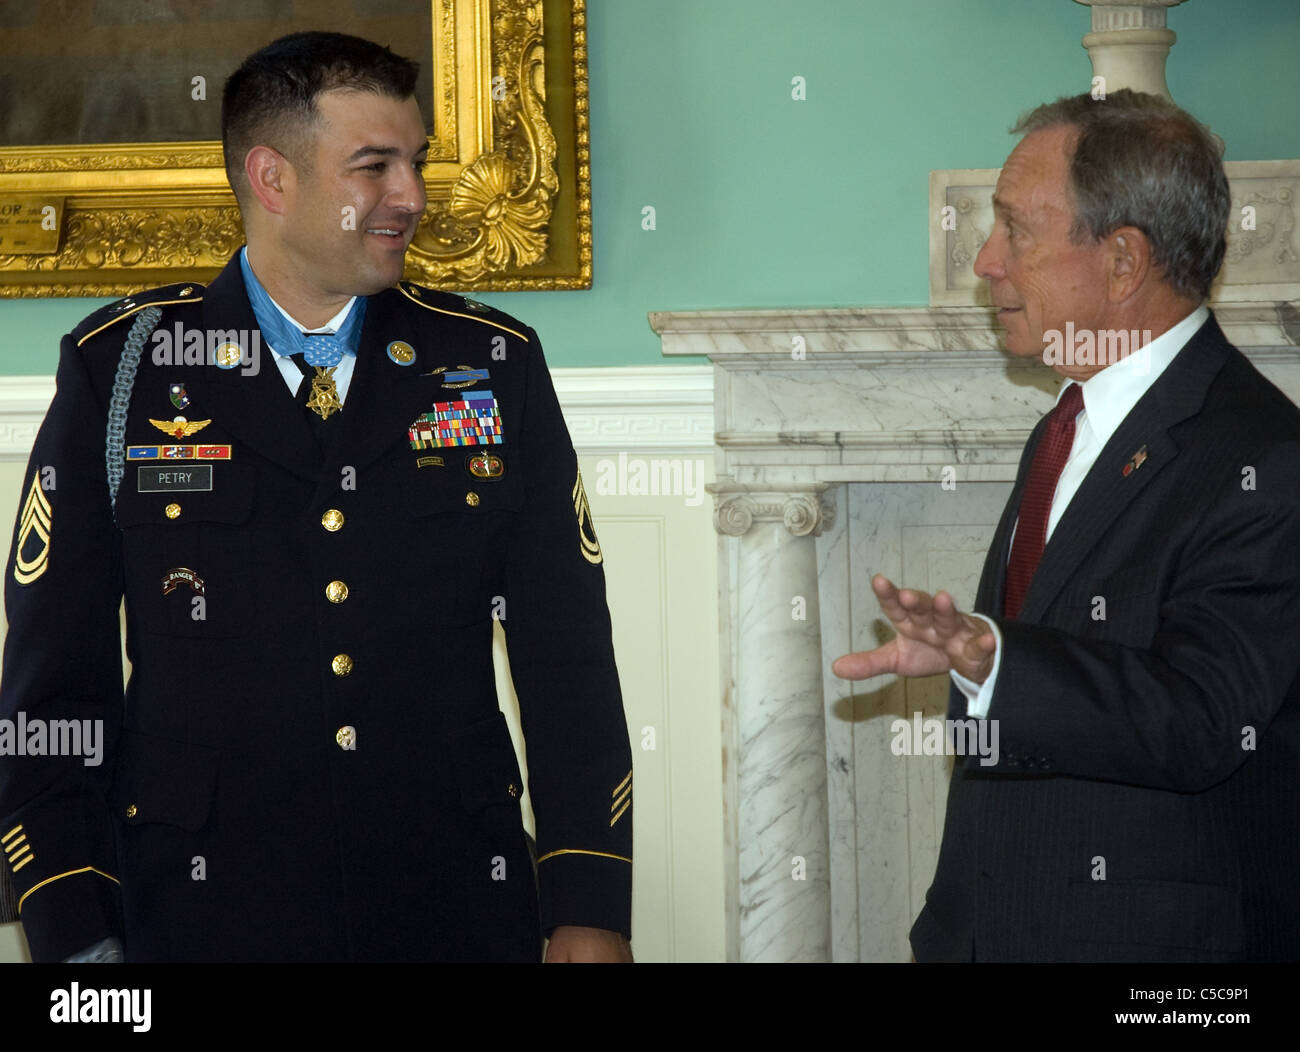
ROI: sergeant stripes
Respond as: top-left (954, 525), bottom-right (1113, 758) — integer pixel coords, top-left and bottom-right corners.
top-left (13, 474), bottom-right (52, 585)
top-left (3, 824), bottom-right (33, 875)
top-left (611, 770), bottom-right (631, 827)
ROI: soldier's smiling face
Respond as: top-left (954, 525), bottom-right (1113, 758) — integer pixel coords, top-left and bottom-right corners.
top-left (281, 87), bottom-right (428, 298)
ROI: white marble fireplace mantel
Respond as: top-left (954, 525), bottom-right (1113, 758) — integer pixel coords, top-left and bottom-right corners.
top-left (650, 303), bottom-right (1300, 962)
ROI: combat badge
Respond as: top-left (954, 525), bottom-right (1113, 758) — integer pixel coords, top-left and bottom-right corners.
top-left (443, 368), bottom-right (489, 387)
top-left (13, 472), bottom-right (52, 585)
top-left (149, 416), bottom-right (211, 439)
top-left (424, 364), bottom-right (483, 390)
top-left (161, 568), bottom-right (205, 596)
top-left (466, 453), bottom-right (504, 480)
top-left (573, 468), bottom-right (602, 565)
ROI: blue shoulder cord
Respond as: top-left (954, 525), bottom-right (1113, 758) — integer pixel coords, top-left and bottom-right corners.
top-left (106, 306), bottom-right (163, 513)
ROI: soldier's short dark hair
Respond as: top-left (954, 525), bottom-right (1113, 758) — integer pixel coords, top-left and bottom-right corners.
top-left (222, 31), bottom-right (420, 206)
top-left (1011, 89), bottom-right (1229, 302)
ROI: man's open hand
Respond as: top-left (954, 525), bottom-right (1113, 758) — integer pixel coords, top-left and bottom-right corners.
top-left (832, 574), bottom-right (997, 683)
top-left (544, 925), bottom-right (633, 962)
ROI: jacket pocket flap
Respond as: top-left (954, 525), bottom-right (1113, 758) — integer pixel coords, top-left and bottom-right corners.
top-left (113, 463), bottom-right (254, 528)
top-left (110, 729), bottom-right (219, 832)
top-left (449, 712), bottom-right (524, 813)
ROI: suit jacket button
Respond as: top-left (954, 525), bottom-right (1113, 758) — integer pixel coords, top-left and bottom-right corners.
top-left (125, 804), bottom-right (138, 818)
top-left (321, 509), bottom-right (345, 532)
top-left (325, 580), bottom-right (349, 603)
top-left (331, 653), bottom-right (353, 676)
top-left (164, 503), bottom-right (182, 519)
top-left (465, 491), bottom-right (480, 507)
top-left (336, 726), bottom-right (356, 750)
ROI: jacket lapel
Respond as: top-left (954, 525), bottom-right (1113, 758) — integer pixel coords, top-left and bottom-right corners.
top-left (976, 415), bottom-right (1046, 618)
top-left (198, 253), bottom-right (321, 482)
top-left (326, 287), bottom-right (441, 474)
top-left (1014, 314), bottom-right (1233, 623)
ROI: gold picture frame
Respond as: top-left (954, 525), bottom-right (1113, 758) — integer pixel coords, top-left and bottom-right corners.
top-left (0, 0), bottom-right (590, 297)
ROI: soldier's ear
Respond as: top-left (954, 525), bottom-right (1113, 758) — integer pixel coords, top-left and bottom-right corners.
top-left (244, 145), bottom-right (293, 217)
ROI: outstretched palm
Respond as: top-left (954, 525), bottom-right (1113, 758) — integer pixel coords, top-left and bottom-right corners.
top-left (832, 574), bottom-right (997, 683)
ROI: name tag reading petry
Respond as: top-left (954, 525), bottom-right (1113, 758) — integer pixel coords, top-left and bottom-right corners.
top-left (137, 465), bottom-right (214, 492)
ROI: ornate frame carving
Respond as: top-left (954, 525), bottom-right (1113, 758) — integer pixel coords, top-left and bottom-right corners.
top-left (0, 0), bottom-right (590, 297)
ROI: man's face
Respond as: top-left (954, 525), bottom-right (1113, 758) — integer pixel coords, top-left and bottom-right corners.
top-left (278, 87), bottom-right (428, 298)
top-left (974, 125), bottom-right (1112, 364)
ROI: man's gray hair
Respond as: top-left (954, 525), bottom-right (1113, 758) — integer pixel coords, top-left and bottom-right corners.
top-left (1012, 89), bottom-right (1229, 302)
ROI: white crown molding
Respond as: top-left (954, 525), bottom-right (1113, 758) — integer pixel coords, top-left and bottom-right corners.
top-left (651, 303), bottom-right (1300, 358)
top-left (0, 367), bottom-right (717, 461)
top-left (0, 377), bottom-right (56, 462)
top-left (554, 365), bottom-right (715, 455)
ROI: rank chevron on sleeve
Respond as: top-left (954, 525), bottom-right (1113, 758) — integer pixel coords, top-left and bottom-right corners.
top-left (13, 472), bottom-right (52, 586)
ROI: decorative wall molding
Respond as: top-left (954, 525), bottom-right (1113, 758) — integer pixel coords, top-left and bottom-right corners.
top-left (553, 365), bottom-right (715, 454)
top-left (0, 377), bottom-right (56, 460)
top-left (0, 366), bottom-right (717, 461)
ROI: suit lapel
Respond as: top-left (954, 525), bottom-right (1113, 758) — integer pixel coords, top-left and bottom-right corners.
top-left (976, 414), bottom-right (1047, 617)
top-left (199, 254), bottom-right (320, 481)
top-left (326, 288), bottom-right (440, 474)
top-left (1015, 314), bottom-right (1234, 623)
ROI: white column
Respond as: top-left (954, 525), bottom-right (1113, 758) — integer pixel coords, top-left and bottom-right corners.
top-left (1074, 0), bottom-right (1189, 100)
top-left (714, 482), bottom-right (834, 962)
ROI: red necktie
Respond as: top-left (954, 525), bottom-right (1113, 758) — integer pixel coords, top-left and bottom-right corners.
top-left (1003, 382), bottom-right (1084, 619)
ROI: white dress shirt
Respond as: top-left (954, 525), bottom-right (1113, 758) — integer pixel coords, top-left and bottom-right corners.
top-left (262, 294), bottom-right (361, 404)
top-left (953, 304), bottom-right (1211, 717)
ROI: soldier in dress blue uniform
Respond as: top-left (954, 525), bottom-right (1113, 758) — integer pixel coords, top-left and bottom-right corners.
top-left (0, 31), bottom-right (633, 962)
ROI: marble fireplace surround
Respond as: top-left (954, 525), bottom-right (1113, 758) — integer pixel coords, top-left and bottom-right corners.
top-left (652, 303), bottom-right (1300, 962)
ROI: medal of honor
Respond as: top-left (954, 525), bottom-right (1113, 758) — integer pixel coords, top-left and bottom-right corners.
top-left (306, 367), bottom-right (343, 420)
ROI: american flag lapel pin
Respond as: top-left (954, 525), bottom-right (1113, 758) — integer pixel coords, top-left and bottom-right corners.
top-left (1122, 445), bottom-right (1148, 477)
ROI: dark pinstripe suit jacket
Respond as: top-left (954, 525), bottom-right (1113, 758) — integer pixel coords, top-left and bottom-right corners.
top-left (911, 313), bottom-right (1300, 962)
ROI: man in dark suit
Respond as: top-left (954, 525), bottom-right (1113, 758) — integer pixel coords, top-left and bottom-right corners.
top-left (834, 90), bottom-right (1300, 961)
top-left (0, 32), bottom-right (633, 962)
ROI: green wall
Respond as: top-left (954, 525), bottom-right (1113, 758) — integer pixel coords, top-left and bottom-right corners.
top-left (2, 0), bottom-right (1297, 372)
